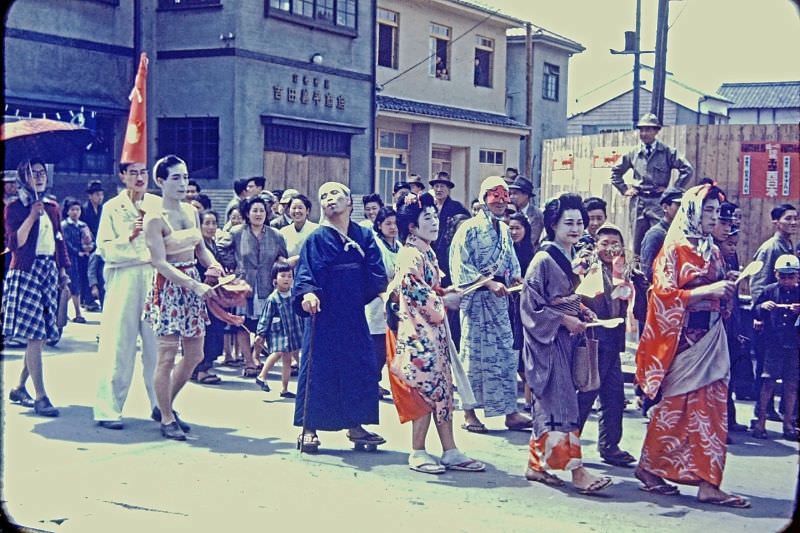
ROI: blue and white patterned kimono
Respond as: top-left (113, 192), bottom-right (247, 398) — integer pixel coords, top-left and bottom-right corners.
top-left (449, 209), bottom-right (521, 417)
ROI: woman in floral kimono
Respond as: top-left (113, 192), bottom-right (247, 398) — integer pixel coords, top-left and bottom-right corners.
top-left (520, 193), bottom-right (612, 494)
top-left (389, 192), bottom-right (485, 474)
top-left (634, 183), bottom-right (750, 508)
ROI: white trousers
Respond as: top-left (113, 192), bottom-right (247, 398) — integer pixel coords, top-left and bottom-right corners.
top-left (93, 263), bottom-right (157, 421)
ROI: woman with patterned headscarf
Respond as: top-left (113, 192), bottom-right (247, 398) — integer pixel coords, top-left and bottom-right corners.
top-left (634, 183), bottom-right (750, 508)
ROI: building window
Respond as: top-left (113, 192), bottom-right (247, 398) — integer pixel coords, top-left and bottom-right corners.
top-left (543, 63), bottom-right (560, 101)
top-left (429, 23), bottom-right (451, 80)
top-left (377, 155), bottom-right (407, 204)
top-left (377, 8), bottom-right (399, 69)
top-left (378, 130), bottom-right (409, 150)
top-left (265, 125), bottom-right (350, 157)
top-left (474, 35), bottom-right (493, 88)
top-left (479, 149), bottom-right (504, 165)
top-left (431, 146), bottom-right (452, 177)
top-left (159, 0), bottom-right (221, 8)
top-left (158, 117), bottom-right (219, 179)
top-left (268, 0), bottom-right (357, 30)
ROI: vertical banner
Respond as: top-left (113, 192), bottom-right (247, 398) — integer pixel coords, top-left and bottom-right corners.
top-left (740, 142), bottom-right (800, 199)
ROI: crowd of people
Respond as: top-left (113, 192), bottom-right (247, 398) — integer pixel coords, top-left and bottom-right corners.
top-left (3, 113), bottom-right (798, 507)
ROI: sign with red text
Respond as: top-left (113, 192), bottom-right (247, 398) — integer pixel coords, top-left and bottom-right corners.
top-left (740, 142), bottom-right (800, 199)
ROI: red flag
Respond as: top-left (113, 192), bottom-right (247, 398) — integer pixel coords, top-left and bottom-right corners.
top-left (121, 53), bottom-right (148, 164)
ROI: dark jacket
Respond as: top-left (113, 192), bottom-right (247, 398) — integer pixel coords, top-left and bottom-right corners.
top-left (80, 201), bottom-right (103, 240)
top-left (640, 219), bottom-right (669, 281)
top-left (755, 282), bottom-right (799, 350)
top-left (4, 198), bottom-right (69, 271)
top-left (432, 196), bottom-right (469, 284)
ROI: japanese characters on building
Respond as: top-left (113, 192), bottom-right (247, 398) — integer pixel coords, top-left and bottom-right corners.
top-left (273, 74), bottom-right (345, 110)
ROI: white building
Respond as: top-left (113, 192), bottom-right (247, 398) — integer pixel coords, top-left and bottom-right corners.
top-left (717, 81), bottom-right (800, 125)
top-left (374, 0), bottom-right (528, 204)
top-left (567, 65), bottom-right (732, 136)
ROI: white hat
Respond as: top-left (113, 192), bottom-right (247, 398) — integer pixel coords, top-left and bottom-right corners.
top-left (775, 254), bottom-right (800, 273)
top-left (280, 188), bottom-right (300, 204)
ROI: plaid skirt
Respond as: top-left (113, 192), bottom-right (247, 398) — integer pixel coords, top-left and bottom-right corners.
top-left (2, 256), bottom-right (60, 341)
top-left (143, 262), bottom-right (209, 338)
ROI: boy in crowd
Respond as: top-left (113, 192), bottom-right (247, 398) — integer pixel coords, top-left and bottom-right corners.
top-left (254, 261), bottom-right (303, 399)
top-left (577, 223), bottom-right (636, 466)
top-left (751, 204), bottom-right (798, 422)
top-left (751, 254), bottom-right (800, 441)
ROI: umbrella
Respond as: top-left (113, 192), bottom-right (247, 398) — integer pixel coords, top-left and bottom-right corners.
top-left (1, 118), bottom-right (95, 168)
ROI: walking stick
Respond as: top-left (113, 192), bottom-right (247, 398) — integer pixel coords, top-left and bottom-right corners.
top-left (298, 313), bottom-right (317, 454)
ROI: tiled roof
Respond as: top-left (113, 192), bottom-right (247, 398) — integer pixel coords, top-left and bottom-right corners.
top-left (507, 27), bottom-right (585, 54)
top-left (377, 95), bottom-right (529, 130)
top-left (717, 81), bottom-right (800, 109)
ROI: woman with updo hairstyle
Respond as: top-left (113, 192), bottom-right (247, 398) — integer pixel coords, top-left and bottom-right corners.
top-left (387, 191), bottom-right (486, 474)
top-left (519, 192), bottom-right (613, 493)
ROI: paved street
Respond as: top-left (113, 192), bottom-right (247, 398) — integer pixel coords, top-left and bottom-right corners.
top-left (2, 313), bottom-right (797, 533)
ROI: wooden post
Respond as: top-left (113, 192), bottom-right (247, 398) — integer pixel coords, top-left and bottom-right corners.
top-left (525, 22), bottom-right (534, 178)
top-left (651, 0), bottom-right (669, 123)
top-left (632, 0), bottom-right (641, 128)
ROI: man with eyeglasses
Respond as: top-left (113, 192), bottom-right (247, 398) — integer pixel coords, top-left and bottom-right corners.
top-left (93, 161), bottom-right (161, 430)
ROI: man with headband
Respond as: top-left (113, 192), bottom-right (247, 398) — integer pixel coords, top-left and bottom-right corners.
top-left (449, 176), bottom-right (531, 434)
top-left (292, 181), bottom-right (389, 452)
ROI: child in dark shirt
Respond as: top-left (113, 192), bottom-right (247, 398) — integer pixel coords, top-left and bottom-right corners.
top-left (752, 254), bottom-right (800, 441)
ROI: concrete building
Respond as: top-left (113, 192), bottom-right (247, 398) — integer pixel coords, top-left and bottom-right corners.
top-left (506, 27), bottom-right (584, 189)
top-left (567, 65), bottom-right (731, 137)
top-left (5, 0), bottom-right (376, 214)
top-left (717, 81), bottom-right (800, 125)
top-left (374, 0), bottom-right (528, 205)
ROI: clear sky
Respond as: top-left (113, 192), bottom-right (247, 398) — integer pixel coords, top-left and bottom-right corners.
top-left (486, 0), bottom-right (800, 113)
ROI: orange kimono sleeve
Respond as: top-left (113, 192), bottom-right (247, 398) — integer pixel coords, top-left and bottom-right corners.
top-left (635, 244), bottom-right (694, 398)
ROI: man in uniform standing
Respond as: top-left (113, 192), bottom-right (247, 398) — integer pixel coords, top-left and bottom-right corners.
top-left (610, 113), bottom-right (693, 255)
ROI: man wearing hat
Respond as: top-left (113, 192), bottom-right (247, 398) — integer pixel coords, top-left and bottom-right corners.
top-left (407, 174), bottom-right (426, 195)
top-left (271, 188), bottom-right (299, 230)
top-left (392, 181), bottom-right (410, 203)
top-left (610, 113), bottom-right (693, 255)
top-left (429, 171), bottom-right (470, 286)
top-left (639, 186), bottom-right (683, 282)
top-left (714, 201), bottom-right (739, 269)
top-left (508, 175), bottom-right (544, 248)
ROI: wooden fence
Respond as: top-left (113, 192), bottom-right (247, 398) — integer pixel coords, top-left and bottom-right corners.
top-left (540, 124), bottom-right (800, 262)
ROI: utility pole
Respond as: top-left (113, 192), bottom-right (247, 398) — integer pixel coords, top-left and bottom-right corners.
top-left (651, 0), bottom-right (670, 124)
top-left (610, 0), bottom-right (653, 129)
top-left (524, 22), bottom-right (534, 178)
top-left (632, 0), bottom-right (641, 127)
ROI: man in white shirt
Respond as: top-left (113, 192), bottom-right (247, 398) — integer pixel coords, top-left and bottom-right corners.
top-left (93, 162), bottom-right (161, 429)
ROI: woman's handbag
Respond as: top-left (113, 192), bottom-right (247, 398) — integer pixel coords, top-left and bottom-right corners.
top-left (572, 329), bottom-right (600, 392)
